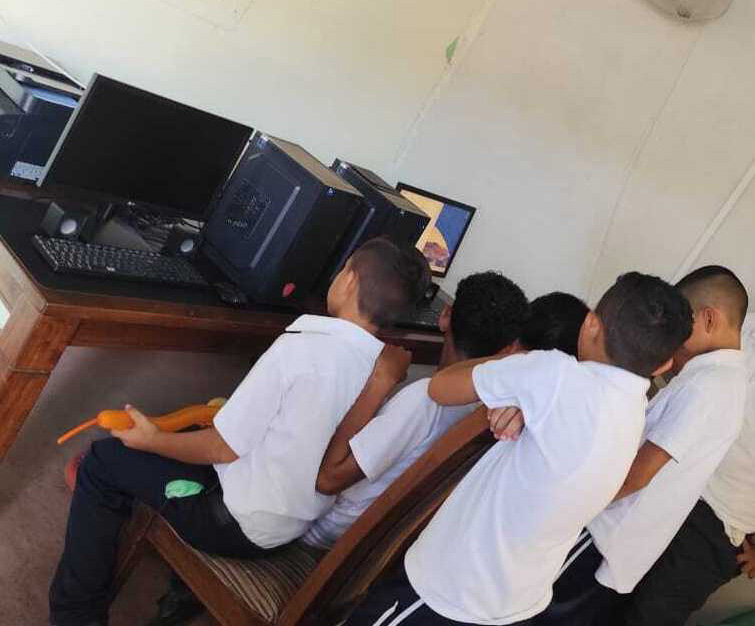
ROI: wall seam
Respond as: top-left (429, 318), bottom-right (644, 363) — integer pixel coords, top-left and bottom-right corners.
top-left (389, 0), bottom-right (497, 181)
top-left (584, 24), bottom-right (704, 303)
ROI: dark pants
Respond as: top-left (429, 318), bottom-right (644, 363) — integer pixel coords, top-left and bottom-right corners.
top-left (345, 565), bottom-right (533, 626)
top-left (532, 534), bottom-right (622, 626)
top-left (621, 499), bottom-right (743, 626)
top-left (49, 437), bottom-right (265, 626)
top-left (536, 501), bottom-right (744, 626)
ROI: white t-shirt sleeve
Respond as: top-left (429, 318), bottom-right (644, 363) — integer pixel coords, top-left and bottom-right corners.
top-left (472, 351), bottom-right (564, 427)
top-left (646, 383), bottom-right (712, 463)
top-left (350, 382), bottom-right (432, 482)
top-left (213, 340), bottom-right (285, 456)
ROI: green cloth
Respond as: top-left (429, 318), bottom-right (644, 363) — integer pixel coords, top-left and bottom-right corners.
top-left (164, 479), bottom-right (204, 499)
top-left (712, 610), bottom-right (755, 626)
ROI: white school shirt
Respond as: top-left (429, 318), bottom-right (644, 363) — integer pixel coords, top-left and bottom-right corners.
top-left (704, 317), bottom-right (755, 544)
top-left (213, 314), bottom-right (383, 549)
top-left (302, 379), bottom-right (475, 550)
top-left (404, 350), bottom-right (648, 625)
top-left (589, 349), bottom-right (748, 593)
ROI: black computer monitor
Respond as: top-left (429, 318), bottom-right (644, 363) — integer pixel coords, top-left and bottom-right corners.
top-left (396, 183), bottom-right (476, 277)
top-left (38, 74), bottom-right (253, 219)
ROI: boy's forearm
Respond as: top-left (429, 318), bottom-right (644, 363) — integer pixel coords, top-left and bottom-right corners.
top-left (144, 427), bottom-right (238, 465)
top-left (316, 374), bottom-right (395, 494)
top-left (612, 441), bottom-right (672, 502)
top-left (428, 356), bottom-right (492, 405)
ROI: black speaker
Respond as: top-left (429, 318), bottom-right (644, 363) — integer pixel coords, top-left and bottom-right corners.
top-left (39, 201), bottom-right (90, 239)
top-left (203, 134), bottom-right (364, 304)
top-left (163, 224), bottom-right (203, 258)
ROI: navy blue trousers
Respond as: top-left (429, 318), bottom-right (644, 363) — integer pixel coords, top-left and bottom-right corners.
top-left (49, 437), bottom-right (263, 626)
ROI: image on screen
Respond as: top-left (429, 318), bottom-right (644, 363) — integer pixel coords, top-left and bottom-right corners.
top-left (397, 185), bottom-right (475, 276)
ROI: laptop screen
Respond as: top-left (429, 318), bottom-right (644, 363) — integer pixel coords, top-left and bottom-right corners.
top-left (396, 183), bottom-right (476, 278)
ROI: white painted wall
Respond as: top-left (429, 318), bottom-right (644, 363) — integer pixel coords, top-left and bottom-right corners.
top-left (0, 0), bottom-right (484, 182)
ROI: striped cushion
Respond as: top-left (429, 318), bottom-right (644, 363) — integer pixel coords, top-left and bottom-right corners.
top-left (190, 540), bottom-right (325, 623)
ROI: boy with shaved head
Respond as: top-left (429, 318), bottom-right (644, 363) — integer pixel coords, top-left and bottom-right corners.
top-left (539, 265), bottom-right (750, 626)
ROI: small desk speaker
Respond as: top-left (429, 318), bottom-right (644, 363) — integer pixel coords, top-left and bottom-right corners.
top-left (40, 202), bottom-right (90, 240)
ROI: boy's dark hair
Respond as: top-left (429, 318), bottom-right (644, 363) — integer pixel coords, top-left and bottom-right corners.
top-left (350, 237), bottom-right (431, 327)
top-left (451, 271), bottom-right (529, 359)
top-left (675, 265), bottom-right (748, 329)
top-left (595, 272), bottom-right (693, 378)
top-left (521, 292), bottom-right (589, 357)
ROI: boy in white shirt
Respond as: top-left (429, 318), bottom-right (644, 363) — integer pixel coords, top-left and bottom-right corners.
top-left (343, 272), bottom-right (693, 626)
top-left (604, 280), bottom-right (753, 626)
top-left (305, 284), bottom-right (587, 550)
top-left (538, 265), bottom-right (750, 626)
top-left (48, 238), bottom-right (430, 626)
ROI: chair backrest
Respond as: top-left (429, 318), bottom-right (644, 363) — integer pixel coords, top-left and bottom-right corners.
top-left (279, 406), bottom-right (495, 626)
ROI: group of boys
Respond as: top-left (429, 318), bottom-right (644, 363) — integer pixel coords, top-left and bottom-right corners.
top-left (47, 237), bottom-right (754, 626)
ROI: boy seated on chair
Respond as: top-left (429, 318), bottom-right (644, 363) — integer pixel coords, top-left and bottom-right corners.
top-left (48, 237), bottom-right (430, 626)
top-left (343, 272), bottom-right (693, 626)
top-left (303, 287), bottom-right (587, 551)
top-left (536, 265), bottom-right (750, 626)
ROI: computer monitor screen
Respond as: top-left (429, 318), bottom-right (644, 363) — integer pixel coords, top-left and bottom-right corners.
top-left (396, 183), bottom-right (476, 277)
top-left (39, 74), bottom-right (253, 219)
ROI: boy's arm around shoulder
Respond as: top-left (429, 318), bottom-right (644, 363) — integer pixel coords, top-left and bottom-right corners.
top-left (428, 355), bottom-right (499, 406)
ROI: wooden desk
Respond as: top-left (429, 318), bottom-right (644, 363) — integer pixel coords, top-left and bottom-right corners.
top-left (0, 185), bottom-right (443, 460)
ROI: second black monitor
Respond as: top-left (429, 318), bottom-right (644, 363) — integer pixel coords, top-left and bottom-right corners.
top-left (396, 183), bottom-right (476, 277)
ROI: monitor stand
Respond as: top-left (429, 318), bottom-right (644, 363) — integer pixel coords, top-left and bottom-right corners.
top-left (82, 201), bottom-right (157, 251)
top-left (91, 216), bottom-right (152, 251)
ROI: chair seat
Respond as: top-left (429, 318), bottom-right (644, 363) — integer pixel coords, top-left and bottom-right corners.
top-left (189, 540), bottom-right (325, 623)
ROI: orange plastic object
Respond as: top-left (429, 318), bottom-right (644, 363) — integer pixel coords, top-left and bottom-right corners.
top-left (57, 404), bottom-right (221, 445)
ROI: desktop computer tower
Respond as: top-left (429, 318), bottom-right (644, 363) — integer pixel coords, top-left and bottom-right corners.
top-left (320, 159), bottom-right (430, 283)
top-left (203, 134), bottom-right (365, 304)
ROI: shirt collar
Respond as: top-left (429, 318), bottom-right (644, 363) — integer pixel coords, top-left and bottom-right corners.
top-left (677, 349), bottom-right (747, 377)
top-left (286, 314), bottom-right (384, 361)
top-left (583, 361), bottom-right (651, 396)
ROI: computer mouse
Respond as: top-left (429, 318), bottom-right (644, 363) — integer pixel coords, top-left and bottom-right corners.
top-left (214, 282), bottom-right (248, 306)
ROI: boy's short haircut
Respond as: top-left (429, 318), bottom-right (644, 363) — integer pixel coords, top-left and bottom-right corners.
top-left (596, 272), bottom-right (693, 378)
top-left (521, 292), bottom-right (589, 357)
top-left (675, 265), bottom-right (749, 329)
top-left (350, 237), bottom-right (431, 327)
top-left (451, 271), bottom-right (529, 359)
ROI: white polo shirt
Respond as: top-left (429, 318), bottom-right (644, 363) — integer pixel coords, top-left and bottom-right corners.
top-left (302, 379), bottom-right (475, 550)
top-left (213, 315), bottom-right (383, 549)
top-left (404, 350), bottom-right (648, 625)
top-left (589, 349), bottom-right (748, 593)
top-left (704, 317), bottom-right (755, 544)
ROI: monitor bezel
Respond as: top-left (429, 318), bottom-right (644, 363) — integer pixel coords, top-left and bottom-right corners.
top-left (38, 73), bottom-right (253, 221)
top-left (395, 182), bottom-right (477, 278)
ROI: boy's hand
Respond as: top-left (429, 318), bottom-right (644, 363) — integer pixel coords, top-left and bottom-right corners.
top-left (737, 536), bottom-right (755, 579)
top-left (488, 406), bottom-right (524, 441)
top-left (373, 344), bottom-right (412, 386)
top-left (111, 405), bottom-right (160, 452)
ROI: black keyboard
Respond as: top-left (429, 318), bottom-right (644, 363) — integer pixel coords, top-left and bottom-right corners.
top-left (395, 297), bottom-right (446, 331)
top-left (32, 235), bottom-right (210, 289)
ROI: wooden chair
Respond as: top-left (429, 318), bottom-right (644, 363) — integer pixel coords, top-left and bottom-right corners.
top-left (114, 406), bottom-right (495, 626)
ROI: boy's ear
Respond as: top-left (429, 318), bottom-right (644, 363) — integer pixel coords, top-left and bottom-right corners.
top-left (651, 357), bottom-right (674, 378)
top-left (344, 266), bottom-right (360, 295)
top-left (438, 305), bottom-right (452, 333)
top-left (702, 306), bottom-right (722, 334)
top-left (583, 310), bottom-right (601, 338)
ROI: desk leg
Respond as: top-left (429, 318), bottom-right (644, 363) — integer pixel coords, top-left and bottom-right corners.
top-left (0, 310), bottom-right (79, 461)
